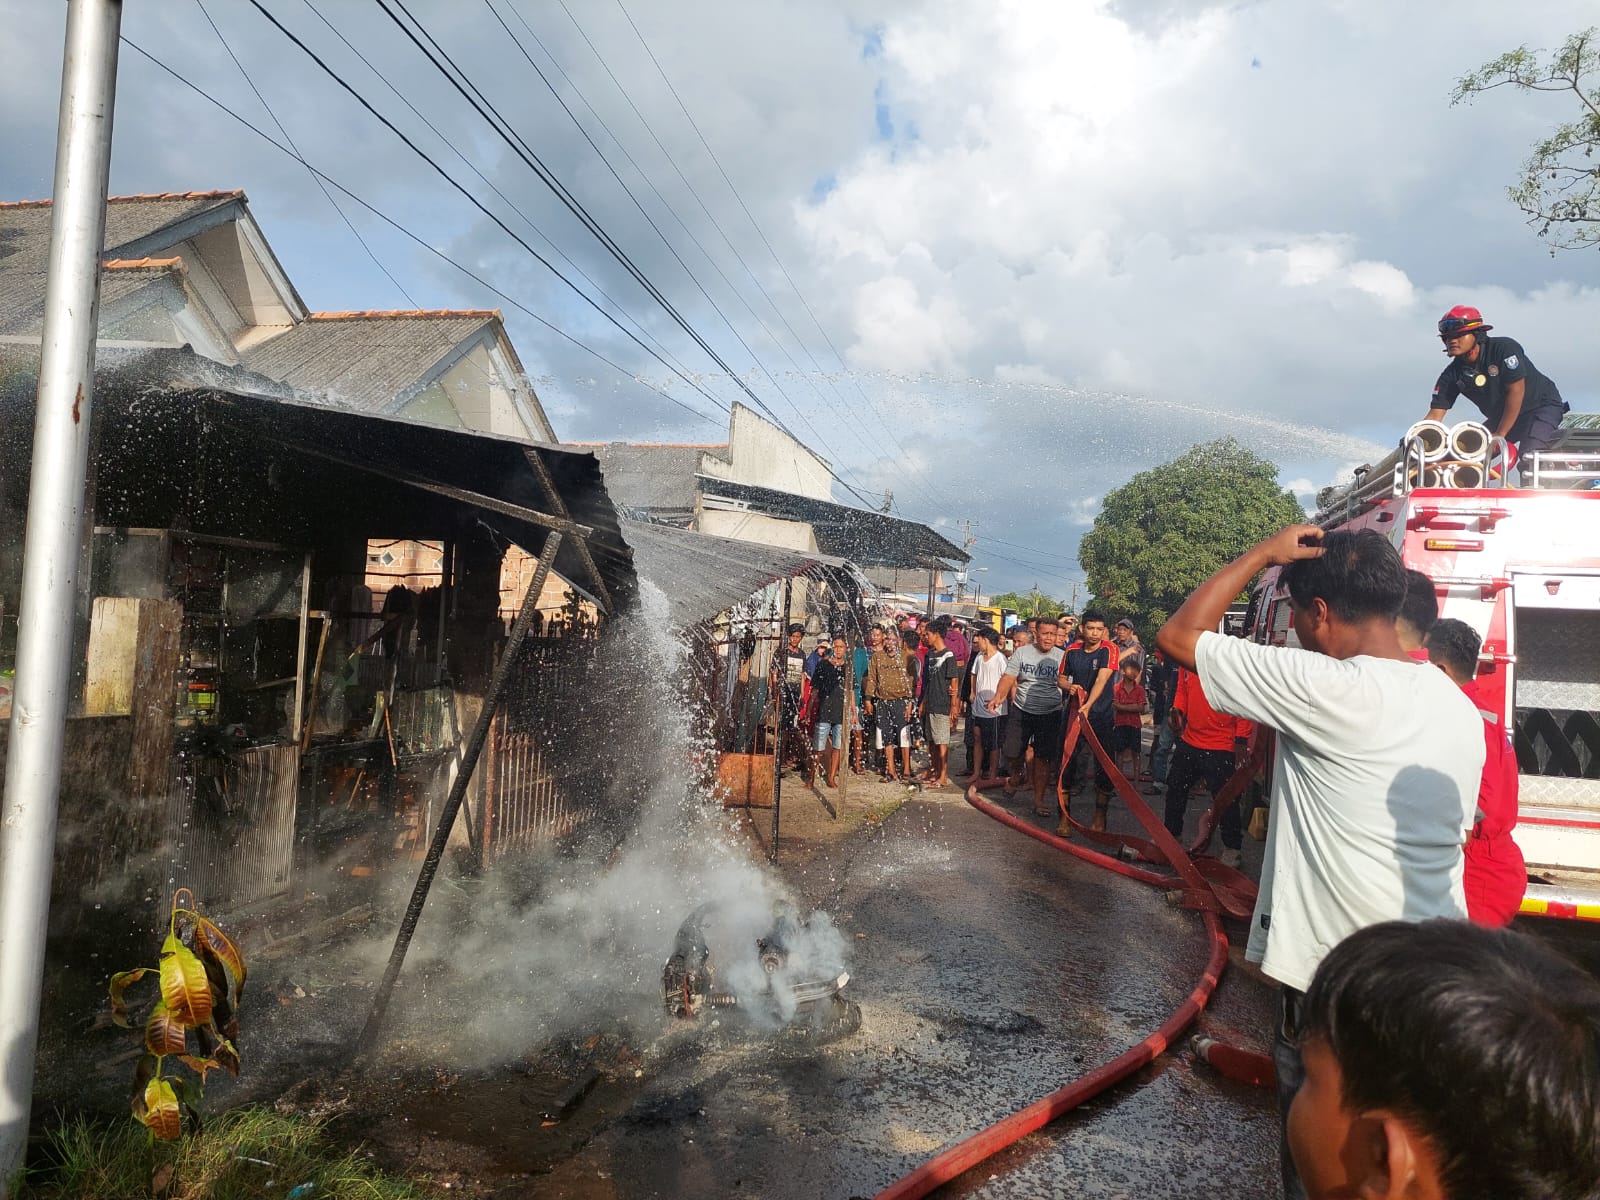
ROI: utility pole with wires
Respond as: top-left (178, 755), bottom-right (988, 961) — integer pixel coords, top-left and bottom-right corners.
top-left (0, 1), bottom-right (123, 1190)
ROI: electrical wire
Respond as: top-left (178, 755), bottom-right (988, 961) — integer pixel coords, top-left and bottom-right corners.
top-left (607, 0), bottom-right (950, 517)
top-left (507, 0), bottom-right (907, 479)
top-left (374, 0), bottom-right (877, 503)
top-left (192, 0), bottom-right (417, 309)
top-left (235, 0), bottom-right (739, 425)
top-left (296, 0), bottom-right (717, 399)
top-left (118, 35), bottom-right (728, 429)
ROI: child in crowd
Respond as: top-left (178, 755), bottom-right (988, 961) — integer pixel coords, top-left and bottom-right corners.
top-left (1110, 657), bottom-right (1146, 782)
top-left (1290, 919), bottom-right (1600, 1200)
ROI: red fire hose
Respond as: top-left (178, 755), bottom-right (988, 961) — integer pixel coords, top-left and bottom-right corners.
top-left (872, 709), bottom-right (1260, 1200)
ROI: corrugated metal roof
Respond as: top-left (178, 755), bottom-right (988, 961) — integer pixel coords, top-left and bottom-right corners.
top-left (0, 192), bottom-right (241, 275)
top-left (0, 343), bottom-right (635, 611)
top-left (620, 518), bottom-right (855, 628)
top-left (239, 313), bottom-right (495, 413)
top-left (694, 475), bottom-right (968, 570)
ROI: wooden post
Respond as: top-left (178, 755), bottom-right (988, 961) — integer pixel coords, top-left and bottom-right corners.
top-left (770, 577), bottom-right (791, 863)
top-left (355, 529), bottom-right (561, 1053)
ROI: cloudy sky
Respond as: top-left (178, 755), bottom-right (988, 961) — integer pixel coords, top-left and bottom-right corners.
top-left (5, 0), bottom-right (1598, 599)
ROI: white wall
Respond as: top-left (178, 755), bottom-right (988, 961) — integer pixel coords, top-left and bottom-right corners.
top-left (697, 402), bottom-right (834, 500)
top-left (697, 508), bottom-right (819, 553)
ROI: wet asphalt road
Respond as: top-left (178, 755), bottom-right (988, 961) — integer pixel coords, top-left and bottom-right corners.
top-left (531, 790), bottom-right (1279, 1198)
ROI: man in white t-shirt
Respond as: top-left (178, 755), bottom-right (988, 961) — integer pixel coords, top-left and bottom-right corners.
top-left (1155, 524), bottom-right (1483, 1200)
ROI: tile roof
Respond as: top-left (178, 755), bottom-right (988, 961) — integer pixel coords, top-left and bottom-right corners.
top-left (238, 311), bottom-right (498, 412)
top-left (0, 256), bottom-right (189, 336)
top-left (102, 256), bottom-right (186, 271)
top-left (1, 192), bottom-right (244, 333)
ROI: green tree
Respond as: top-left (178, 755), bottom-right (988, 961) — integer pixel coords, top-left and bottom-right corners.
top-left (987, 589), bottom-right (1064, 619)
top-left (1453, 28), bottom-right (1600, 252)
top-left (1077, 439), bottom-right (1304, 636)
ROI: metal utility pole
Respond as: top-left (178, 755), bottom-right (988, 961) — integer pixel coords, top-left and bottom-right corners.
top-left (0, 3), bottom-right (122, 1190)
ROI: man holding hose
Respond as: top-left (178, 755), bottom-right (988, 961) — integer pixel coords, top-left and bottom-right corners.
top-left (1425, 305), bottom-right (1567, 480)
top-left (1157, 524), bottom-right (1484, 1200)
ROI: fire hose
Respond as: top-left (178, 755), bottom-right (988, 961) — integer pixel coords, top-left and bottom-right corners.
top-left (872, 703), bottom-right (1269, 1200)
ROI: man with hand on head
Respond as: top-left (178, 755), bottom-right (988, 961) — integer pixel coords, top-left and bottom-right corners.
top-left (1157, 524), bottom-right (1485, 1200)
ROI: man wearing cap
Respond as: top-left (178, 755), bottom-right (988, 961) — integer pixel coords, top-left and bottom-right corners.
top-left (1424, 305), bottom-right (1568, 479)
top-left (1112, 619), bottom-right (1143, 669)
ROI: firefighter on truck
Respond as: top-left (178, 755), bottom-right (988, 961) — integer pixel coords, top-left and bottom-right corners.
top-left (1424, 304), bottom-right (1569, 481)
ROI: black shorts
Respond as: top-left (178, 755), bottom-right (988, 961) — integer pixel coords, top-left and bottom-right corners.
top-left (1111, 725), bottom-right (1142, 756)
top-left (1017, 708), bottom-right (1064, 763)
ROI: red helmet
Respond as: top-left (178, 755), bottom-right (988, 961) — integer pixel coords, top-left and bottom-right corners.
top-left (1438, 305), bottom-right (1492, 337)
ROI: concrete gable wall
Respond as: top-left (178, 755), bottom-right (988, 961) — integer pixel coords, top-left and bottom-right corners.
top-left (698, 403), bottom-right (833, 500)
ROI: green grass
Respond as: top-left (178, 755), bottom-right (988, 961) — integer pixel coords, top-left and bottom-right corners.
top-left (16, 1108), bottom-right (432, 1200)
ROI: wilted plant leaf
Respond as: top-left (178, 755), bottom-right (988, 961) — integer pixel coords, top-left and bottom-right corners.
top-left (159, 934), bottom-right (212, 1028)
top-left (109, 968), bottom-right (153, 1027)
top-left (197, 917), bottom-right (247, 999)
top-left (144, 1001), bottom-right (189, 1057)
top-left (139, 1078), bottom-right (183, 1140)
top-left (177, 1053), bottom-right (222, 1084)
top-left (195, 936), bottom-right (237, 1044)
top-left (212, 1035), bottom-right (241, 1078)
top-left (169, 1076), bottom-right (205, 1134)
top-left (130, 1053), bottom-right (158, 1117)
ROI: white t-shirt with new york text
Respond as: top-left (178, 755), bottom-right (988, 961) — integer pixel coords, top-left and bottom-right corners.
top-left (1193, 631), bottom-right (1484, 992)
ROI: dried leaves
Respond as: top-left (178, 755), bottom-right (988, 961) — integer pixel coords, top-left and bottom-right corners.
top-left (109, 890), bottom-right (246, 1139)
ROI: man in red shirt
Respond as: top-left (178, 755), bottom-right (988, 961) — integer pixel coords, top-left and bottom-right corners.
top-left (1425, 618), bottom-right (1526, 926)
top-left (1163, 665), bottom-right (1254, 867)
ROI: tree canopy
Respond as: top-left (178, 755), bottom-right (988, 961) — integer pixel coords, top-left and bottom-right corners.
top-left (1076, 439), bottom-right (1304, 637)
top-left (1454, 28), bottom-right (1600, 252)
top-left (986, 589), bottom-right (1065, 619)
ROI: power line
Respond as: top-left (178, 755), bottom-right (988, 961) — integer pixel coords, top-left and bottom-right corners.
top-left (118, 35), bottom-right (727, 429)
top-left (236, 0), bottom-right (739, 425)
top-left (607, 0), bottom-right (951, 517)
top-left (296, 0), bottom-right (718, 400)
top-left (523, 0), bottom-right (907, 479)
top-left (367, 0), bottom-right (886, 508)
top-left (980, 534), bottom-right (1082, 565)
top-left (479, 0), bottom-right (893, 503)
top-left (193, 0), bottom-right (418, 309)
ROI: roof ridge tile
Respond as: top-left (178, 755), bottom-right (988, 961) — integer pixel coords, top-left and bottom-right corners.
top-left (308, 308), bottom-right (501, 321)
top-left (0, 189), bottom-right (245, 209)
top-left (102, 256), bottom-right (186, 271)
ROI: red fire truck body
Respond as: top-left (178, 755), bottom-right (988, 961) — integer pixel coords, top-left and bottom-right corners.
top-left (1248, 477), bottom-right (1600, 920)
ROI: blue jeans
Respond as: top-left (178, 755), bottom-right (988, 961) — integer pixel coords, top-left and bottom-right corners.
top-left (812, 721), bottom-right (844, 751)
top-left (1151, 719), bottom-right (1177, 784)
top-left (1274, 987), bottom-right (1308, 1200)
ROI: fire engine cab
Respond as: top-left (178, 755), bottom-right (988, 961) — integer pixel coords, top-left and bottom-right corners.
top-left (1247, 418), bottom-right (1600, 920)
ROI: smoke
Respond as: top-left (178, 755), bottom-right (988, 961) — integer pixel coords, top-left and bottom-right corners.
top-left (380, 579), bottom-right (850, 1063)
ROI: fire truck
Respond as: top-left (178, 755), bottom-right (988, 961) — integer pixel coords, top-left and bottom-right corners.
top-left (1247, 418), bottom-right (1600, 920)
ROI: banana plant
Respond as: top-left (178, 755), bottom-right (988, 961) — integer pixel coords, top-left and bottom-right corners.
top-left (108, 888), bottom-right (246, 1139)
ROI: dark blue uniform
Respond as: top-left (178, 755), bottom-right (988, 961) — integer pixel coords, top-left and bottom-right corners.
top-left (1432, 335), bottom-right (1566, 461)
top-left (1062, 641), bottom-right (1119, 794)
